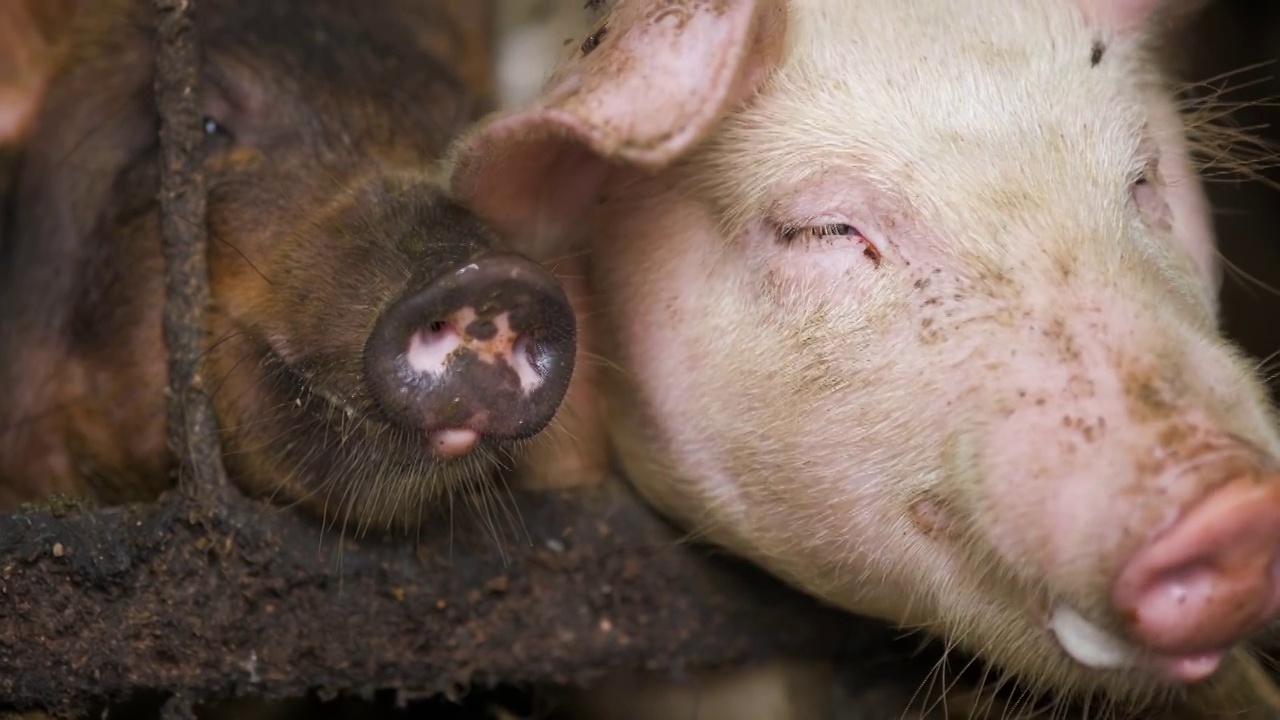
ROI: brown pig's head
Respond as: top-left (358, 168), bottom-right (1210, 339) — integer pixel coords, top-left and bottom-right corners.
top-left (0, 0), bottom-right (577, 530)
top-left (448, 0), bottom-right (1280, 711)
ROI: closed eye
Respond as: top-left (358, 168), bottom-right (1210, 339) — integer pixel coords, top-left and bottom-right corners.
top-left (1131, 156), bottom-right (1171, 232)
top-left (778, 222), bottom-right (882, 266)
top-left (780, 222), bottom-right (860, 242)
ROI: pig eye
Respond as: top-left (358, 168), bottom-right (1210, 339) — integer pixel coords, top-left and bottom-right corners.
top-left (778, 222), bottom-right (883, 266)
top-left (202, 116), bottom-right (234, 144)
top-left (1131, 160), bottom-right (1172, 231)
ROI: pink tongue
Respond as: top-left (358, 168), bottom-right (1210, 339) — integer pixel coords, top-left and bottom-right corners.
top-left (1152, 651), bottom-right (1224, 684)
top-left (429, 428), bottom-right (479, 458)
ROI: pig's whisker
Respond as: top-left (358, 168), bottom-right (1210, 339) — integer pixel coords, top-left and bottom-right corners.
top-left (971, 669), bottom-right (1011, 720)
top-left (205, 348), bottom-right (258, 405)
top-left (940, 648), bottom-right (989, 714)
top-left (1174, 60), bottom-right (1278, 117)
top-left (580, 350), bottom-right (626, 376)
top-left (169, 212), bottom-right (274, 286)
top-left (493, 465), bottom-right (532, 548)
top-left (332, 473), bottom-right (361, 571)
top-left (1253, 347), bottom-right (1280, 374)
top-left (1183, 115), bottom-right (1280, 189)
top-left (540, 247), bottom-right (592, 267)
top-left (905, 649), bottom-right (947, 720)
top-left (1178, 68), bottom-right (1280, 188)
top-left (970, 662), bottom-right (1004, 720)
top-left (918, 645), bottom-right (954, 718)
top-left (1256, 646), bottom-right (1280, 675)
top-left (1218, 250), bottom-right (1280, 299)
top-left (1006, 685), bottom-right (1038, 720)
top-left (199, 328), bottom-right (248, 363)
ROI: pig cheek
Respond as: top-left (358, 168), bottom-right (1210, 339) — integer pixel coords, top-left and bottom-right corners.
top-left (206, 214), bottom-right (279, 356)
top-left (586, 196), bottom-right (765, 524)
top-left (204, 148), bottom-right (273, 327)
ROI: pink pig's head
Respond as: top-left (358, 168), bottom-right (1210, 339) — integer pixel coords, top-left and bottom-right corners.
top-left (450, 0), bottom-right (1280, 710)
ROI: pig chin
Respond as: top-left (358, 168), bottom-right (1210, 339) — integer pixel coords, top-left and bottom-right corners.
top-left (205, 330), bottom-right (515, 528)
top-left (944, 314), bottom-right (1280, 698)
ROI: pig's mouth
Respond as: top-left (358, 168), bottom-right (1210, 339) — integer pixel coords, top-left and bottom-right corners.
top-left (1044, 603), bottom-right (1227, 684)
top-left (280, 355), bottom-right (506, 463)
top-left (255, 342), bottom-right (499, 464)
top-left (1038, 471), bottom-right (1280, 687)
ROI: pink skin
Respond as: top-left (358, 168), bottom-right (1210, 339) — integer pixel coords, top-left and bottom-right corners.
top-left (450, 0), bottom-right (1280, 705)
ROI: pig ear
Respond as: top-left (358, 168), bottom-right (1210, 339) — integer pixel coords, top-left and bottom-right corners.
top-left (0, 0), bottom-right (78, 145)
top-left (446, 0), bottom-right (786, 247)
top-left (1077, 0), bottom-right (1209, 34)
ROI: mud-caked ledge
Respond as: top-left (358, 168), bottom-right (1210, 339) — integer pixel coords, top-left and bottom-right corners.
top-left (0, 477), bottom-right (912, 717)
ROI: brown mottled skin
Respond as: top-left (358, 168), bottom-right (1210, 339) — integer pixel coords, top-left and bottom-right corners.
top-left (0, 0), bottom-right (576, 530)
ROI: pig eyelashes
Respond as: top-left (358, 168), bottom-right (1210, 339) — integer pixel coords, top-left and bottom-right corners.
top-left (777, 222), bottom-right (884, 267)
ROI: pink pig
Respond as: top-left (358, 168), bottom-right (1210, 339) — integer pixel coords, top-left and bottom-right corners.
top-left (456, 0), bottom-right (1280, 710)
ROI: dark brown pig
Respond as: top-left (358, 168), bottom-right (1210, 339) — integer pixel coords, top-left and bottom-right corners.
top-left (0, 0), bottom-right (578, 532)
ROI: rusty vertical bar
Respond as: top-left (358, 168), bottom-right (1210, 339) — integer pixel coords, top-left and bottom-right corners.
top-left (152, 0), bottom-right (229, 510)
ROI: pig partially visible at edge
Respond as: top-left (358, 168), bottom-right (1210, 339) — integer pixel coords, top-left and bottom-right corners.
top-left (454, 0), bottom-right (1280, 712)
top-left (0, 0), bottom-right (579, 532)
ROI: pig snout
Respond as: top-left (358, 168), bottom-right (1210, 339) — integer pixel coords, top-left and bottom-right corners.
top-left (1110, 473), bottom-right (1280, 670)
top-left (364, 251), bottom-right (576, 457)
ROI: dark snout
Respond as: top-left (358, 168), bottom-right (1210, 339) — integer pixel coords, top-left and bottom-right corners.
top-left (364, 251), bottom-right (576, 457)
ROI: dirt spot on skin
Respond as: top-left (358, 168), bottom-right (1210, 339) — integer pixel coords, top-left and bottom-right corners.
top-left (1042, 316), bottom-right (1082, 363)
top-left (1122, 368), bottom-right (1177, 423)
top-left (1061, 414), bottom-right (1106, 443)
top-left (1130, 420), bottom-right (1254, 492)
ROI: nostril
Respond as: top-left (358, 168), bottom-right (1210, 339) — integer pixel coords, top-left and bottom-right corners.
top-left (405, 319), bottom-right (461, 375)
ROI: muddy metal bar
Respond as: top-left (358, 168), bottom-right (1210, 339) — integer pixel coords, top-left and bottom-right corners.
top-left (153, 0), bottom-right (231, 512)
top-left (0, 478), bottom-right (910, 717)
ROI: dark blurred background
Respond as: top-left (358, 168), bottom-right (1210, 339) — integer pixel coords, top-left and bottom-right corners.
top-left (1175, 0), bottom-right (1280, 397)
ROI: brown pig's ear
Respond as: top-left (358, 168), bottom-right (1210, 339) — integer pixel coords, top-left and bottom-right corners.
top-left (0, 0), bottom-right (79, 145)
top-left (446, 0), bottom-right (787, 249)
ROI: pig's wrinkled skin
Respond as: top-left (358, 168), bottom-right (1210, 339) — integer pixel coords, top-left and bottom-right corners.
top-left (0, 0), bottom-right (579, 531)
top-left (459, 0), bottom-right (1280, 710)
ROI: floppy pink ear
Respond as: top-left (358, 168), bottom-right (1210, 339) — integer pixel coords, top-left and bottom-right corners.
top-left (446, 0), bottom-right (786, 250)
top-left (1077, 0), bottom-right (1209, 35)
top-left (0, 0), bottom-right (79, 144)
